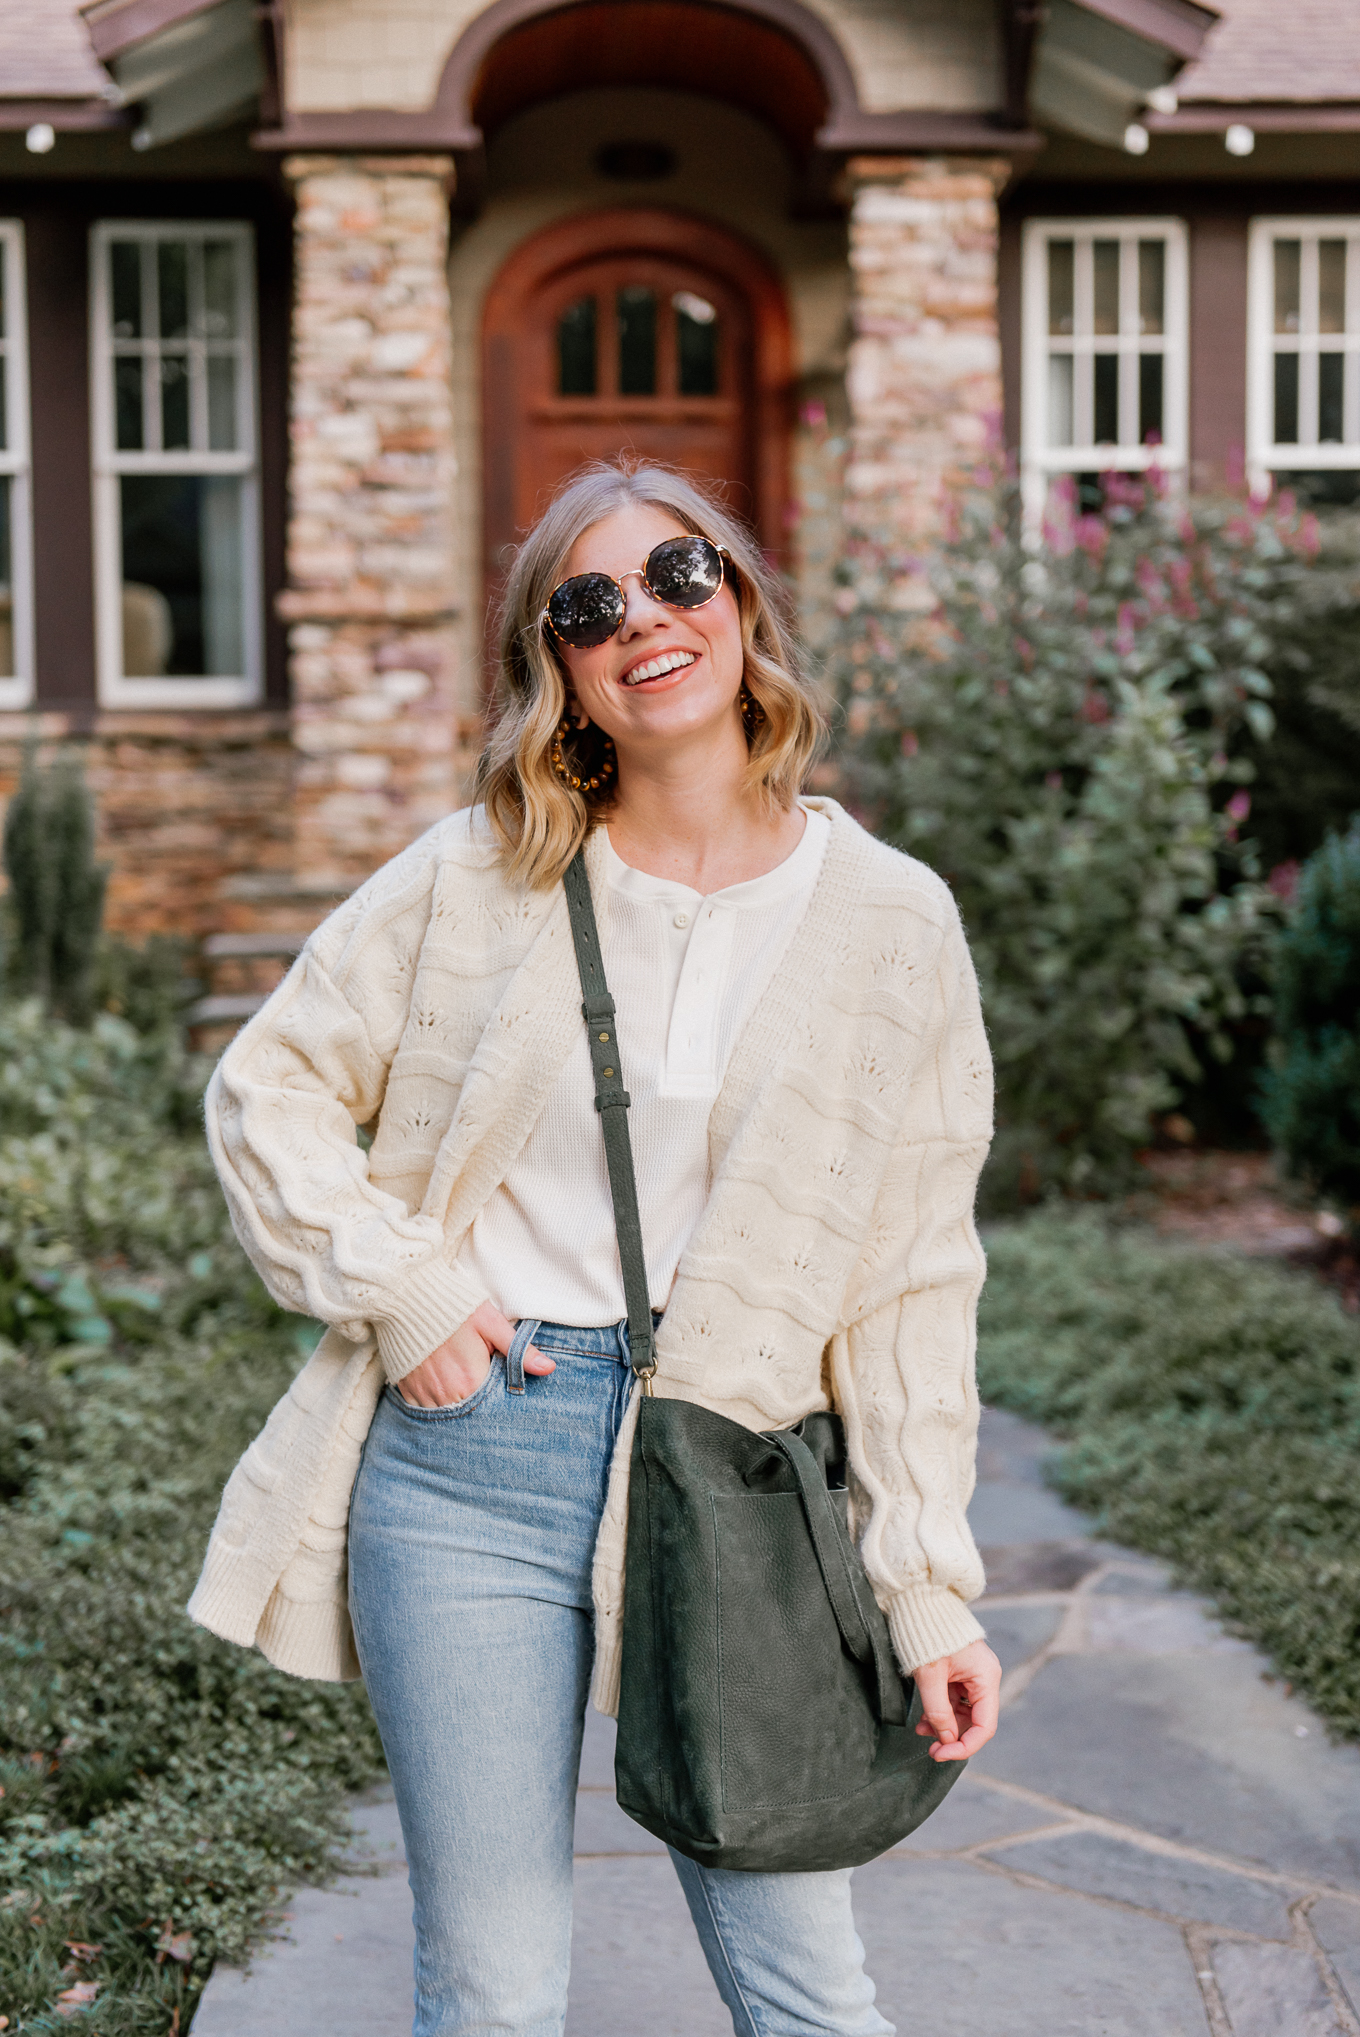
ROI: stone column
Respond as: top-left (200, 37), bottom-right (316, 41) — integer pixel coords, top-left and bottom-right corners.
top-left (282, 155), bottom-right (474, 892)
top-left (845, 156), bottom-right (1008, 607)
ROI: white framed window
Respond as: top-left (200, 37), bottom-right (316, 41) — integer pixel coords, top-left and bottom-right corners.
top-left (1247, 218), bottom-right (1360, 502)
top-left (1021, 219), bottom-right (1189, 515)
top-left (90, 222), bottom-right (262, 708)
top-left (0, 222), bottom-right (34, 708)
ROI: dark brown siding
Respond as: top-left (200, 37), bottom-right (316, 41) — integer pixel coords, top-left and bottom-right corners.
top-left (23, 203), bottom-right (96, 711)
top-left (1188, 212), bottom-right (1249, 492)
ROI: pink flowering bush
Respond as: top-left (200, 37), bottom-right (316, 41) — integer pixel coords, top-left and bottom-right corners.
top-left (832, 473), bottom-right (1320, 1200)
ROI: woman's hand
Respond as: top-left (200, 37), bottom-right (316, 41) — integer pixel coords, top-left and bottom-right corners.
top-left (396, 1303), bottom-right (555, 1407)
top-left (913, 1639), bottom-right (1002, 1762)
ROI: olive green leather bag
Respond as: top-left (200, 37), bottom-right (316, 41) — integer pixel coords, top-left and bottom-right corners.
top-left (564, 850), bottom-right (964, 1873)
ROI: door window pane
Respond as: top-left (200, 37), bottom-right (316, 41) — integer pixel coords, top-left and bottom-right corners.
top-left (1274, 241), bottom-right (1301, 333)
top-left (120, 474), bottom-right (244, 677)
top-left (1093, 241), bottom-right (1119, 335)
top-left (1139, 354), bottom-right (1164, 443)
top-left (1319, 353), bottom-right (1345, 441)
top-left (557, 296), bottom-right (596, 395)
top-left (1094, 354), bottom-right (1119, 442)
top-left (618, 286), bottom-right (656, 395)
top-left (1274, 352), bottom-right (1300, 442)
top-left (1048, 241), bottom-right (1074, 334)
top-left (675, 291), bottom-right (718, 396)
top-left (1138, 241), bottom-right (1164, 335)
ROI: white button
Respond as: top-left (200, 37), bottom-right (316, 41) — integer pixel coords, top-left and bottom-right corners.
top-left (673, 912), bottom-right (689, 929)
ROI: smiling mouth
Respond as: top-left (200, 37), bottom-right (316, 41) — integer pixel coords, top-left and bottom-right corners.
top-left (621, 650), bottom-right (697, 687)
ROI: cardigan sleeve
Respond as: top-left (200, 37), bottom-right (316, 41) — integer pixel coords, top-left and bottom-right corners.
top-left (204, 839), bottom-right (492, 1384)
top-left (829, 899), bottom-right (994, 1673)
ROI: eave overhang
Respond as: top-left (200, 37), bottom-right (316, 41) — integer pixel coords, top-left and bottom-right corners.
top-left (77, 0), bottom-right (275, 147)
top-left (1030, 0), bottom-right (1218, 147)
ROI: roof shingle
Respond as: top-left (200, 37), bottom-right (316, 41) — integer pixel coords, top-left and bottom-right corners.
top-left (1162, 0), bottom-right (1360, 103)
top-left (0, 0), bottom-right (108, 99)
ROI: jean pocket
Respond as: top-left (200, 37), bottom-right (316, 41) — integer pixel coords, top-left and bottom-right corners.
top-left (385, 1357), bottom-right (501, 1421)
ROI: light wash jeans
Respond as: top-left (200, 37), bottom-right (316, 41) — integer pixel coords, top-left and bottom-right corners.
top-left (348, 1317), bottom-right (893, 2037)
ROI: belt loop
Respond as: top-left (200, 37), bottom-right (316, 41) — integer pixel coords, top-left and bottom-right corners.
top-left (506, 1318), bottom-right (541, 1396)
top-left (619, 1310), bottom-right (663, 1371)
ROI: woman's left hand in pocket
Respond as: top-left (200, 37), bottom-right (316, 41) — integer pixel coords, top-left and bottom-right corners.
top-left (913, 1640), bottom-right (1001, 1761)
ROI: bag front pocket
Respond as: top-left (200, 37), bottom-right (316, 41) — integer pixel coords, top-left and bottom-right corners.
top-left (711, 1490), bottom-right (881, 1811)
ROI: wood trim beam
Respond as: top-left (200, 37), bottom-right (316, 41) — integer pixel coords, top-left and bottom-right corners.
top-left (0, 101), bottom-right (128, 130)
top-left (999, 0), bottom-right (1045, 128)
top-left (1147, 102), bottom-right (1360, 133)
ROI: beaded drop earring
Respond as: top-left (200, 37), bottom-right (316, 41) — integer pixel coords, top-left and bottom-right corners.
top-left (739, 681), bottom-right (767, 744)
top-left (550, 704), bottom-right (617, 795)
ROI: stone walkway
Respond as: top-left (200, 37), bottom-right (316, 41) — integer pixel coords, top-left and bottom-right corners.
top-left (193, 1406), bottom-right (1360, 2036)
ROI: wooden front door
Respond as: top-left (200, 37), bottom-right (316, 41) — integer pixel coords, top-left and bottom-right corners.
top-left (483, 209), bottom-right (791, 652)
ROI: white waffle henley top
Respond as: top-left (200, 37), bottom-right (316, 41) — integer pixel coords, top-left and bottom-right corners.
top-left (464, 803), bottom-right (831, 1323)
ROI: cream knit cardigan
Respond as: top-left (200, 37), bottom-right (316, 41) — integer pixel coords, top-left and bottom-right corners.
top-left (188, 798), bottom-right (994, 1712)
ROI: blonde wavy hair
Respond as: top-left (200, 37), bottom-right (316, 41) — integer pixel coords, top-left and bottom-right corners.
top-left (477, 461), bottom-right (827, 890)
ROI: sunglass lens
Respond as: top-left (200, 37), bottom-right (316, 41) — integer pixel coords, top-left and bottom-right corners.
top-left (547, 573), bottom-right (625, 648)
top-left (645, 536), bottom-right (724, 609)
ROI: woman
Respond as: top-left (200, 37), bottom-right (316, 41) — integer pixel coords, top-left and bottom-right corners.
top-left (191, 461), bottom-right (1001, 2037)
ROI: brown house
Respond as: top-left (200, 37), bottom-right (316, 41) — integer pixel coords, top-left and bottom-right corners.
top-left (0, 0), bottom-right (1356, 1019)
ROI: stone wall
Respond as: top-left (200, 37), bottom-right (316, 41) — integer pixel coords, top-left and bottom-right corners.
top-left (0, 712), bottom-right (294, 940)
top-left (283, 155), bottom-right (474, 892)
top-left (845, 155), bottom-right (1007, 607)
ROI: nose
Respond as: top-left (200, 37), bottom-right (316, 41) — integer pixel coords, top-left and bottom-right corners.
top-left (617, 571), bottom-right (670, 638)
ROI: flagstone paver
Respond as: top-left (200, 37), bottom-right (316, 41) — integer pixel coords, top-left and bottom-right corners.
top-left (191, 1405), bottom-right (1360, 2035)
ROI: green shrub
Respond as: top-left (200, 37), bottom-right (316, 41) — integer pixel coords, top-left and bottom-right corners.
top-left (1249, 505), bottom-right (1360, 872)
top-left (980, 1212), bottom-right (1360, 1738)
top-left (831, 476), bottom-right (1316, 1200)
top-left (0, 1007), bottom-right (383, 2034)
top-left (91, 934), bottom-right (203, 1037)
top-left (2, 750), bottom-right (109, 1023)
top-left (1257, 826), bottom-right (1360, 1219)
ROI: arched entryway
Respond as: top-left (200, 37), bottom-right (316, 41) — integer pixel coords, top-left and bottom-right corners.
top-left (482, 208), bottom-right (792, 607)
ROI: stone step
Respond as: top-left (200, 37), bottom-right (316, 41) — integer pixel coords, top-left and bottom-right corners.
top-left (189, 992), bottom-right (270, 1026)
top-left (203, 931), bottom-right (310, 960)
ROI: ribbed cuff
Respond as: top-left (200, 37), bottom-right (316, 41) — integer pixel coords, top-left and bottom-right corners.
top-left (591, 1636), bottom-right (622, 1719)
top-left (883, 1585), bottom-right (986, 1675)
top-left (373, 1258), bottom-right (493, 1384)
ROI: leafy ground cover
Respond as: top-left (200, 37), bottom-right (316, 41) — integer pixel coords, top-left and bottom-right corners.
top-left (0, 1005), bottom-right (383, 2034)
top-left (980, 1211), bottom-right (1360, 1738)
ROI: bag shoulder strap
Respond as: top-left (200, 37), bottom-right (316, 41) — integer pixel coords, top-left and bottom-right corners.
top-left (563, 846), bottom-right (657, 1384)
